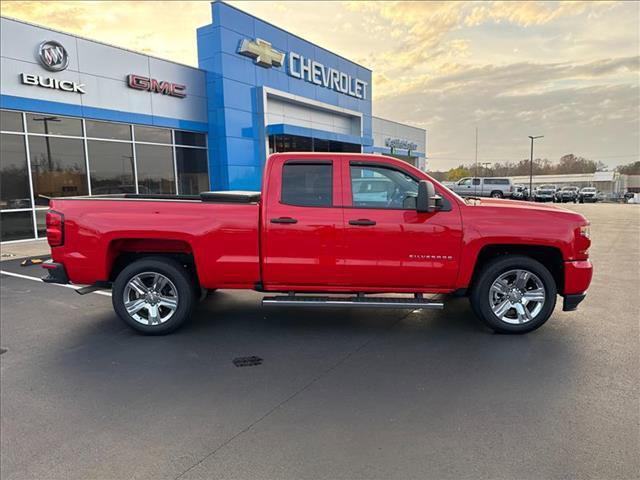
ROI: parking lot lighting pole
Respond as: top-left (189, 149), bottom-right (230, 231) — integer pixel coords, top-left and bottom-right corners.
top-left (528, 135), bottom-right (543, 200)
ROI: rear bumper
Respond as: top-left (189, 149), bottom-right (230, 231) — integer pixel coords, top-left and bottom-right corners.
top-left (41, 261), bottom-right (69, 284)
top-left (563, 294), bottom-right (586, 311)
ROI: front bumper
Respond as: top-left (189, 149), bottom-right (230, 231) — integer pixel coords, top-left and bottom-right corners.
top-left (41, 261), bottom-right (69, 284)
top-left (562, 260), bottom-right (592, 311)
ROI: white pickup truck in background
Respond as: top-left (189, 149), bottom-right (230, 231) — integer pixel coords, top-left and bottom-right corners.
top-left (448, 177), bottom-right (513, 198)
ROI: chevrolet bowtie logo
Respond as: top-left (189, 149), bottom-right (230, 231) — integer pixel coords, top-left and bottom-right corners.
top-left (237, 38), bottom-right (284, 68)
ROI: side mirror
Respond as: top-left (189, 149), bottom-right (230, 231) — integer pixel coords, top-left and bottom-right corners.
top-left (417, 180), bottom-right (438, 213)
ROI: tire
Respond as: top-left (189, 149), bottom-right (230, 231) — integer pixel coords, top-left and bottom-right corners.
top-left (470, 255), bottom-right (557, 334)
top-left (490, 191), bottom-right (503, 198)
top-left (112, 256), bottom-right (196, 335)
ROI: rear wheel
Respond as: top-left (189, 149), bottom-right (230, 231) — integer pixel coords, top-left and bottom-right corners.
top-left (112, 257), bottom-right (196, 335)
top-left (470, 255), bottom-right (557, 334)
top-left (490, 191), bottom-right (503, 198)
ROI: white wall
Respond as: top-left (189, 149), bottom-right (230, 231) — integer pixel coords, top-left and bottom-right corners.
top-left (0, 17), bottom-right (207, 123)
top-left (372, 116), bottom-right (426, 154)
top-left (266, 95), bottom-right (361, 136)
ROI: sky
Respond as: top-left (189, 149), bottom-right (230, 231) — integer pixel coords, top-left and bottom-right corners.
top-left (1, 0), bottom-right (638, 171)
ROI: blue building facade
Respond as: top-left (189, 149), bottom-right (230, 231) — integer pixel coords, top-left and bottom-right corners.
top-left (197, 1), bottom-right (373, 190)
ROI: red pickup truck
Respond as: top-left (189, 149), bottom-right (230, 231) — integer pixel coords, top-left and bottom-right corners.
top-left (42, 153), bottom-right (592, 335)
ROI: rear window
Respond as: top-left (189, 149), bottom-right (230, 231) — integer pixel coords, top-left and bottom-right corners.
top-left (281, 163), bottom-right (332, 207)
top-left (484, 178), bottom-right (510, 185)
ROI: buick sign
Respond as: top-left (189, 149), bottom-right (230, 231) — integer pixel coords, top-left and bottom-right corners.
top-left (38, 40), bottom-right (69, 71)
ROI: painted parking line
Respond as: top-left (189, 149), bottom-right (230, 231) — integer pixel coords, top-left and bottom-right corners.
top-left (0, 270), bottom-right (112, 297)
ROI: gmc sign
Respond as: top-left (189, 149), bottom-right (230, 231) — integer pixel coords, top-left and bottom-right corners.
top-left (127, 74), bottom-right (186, 98)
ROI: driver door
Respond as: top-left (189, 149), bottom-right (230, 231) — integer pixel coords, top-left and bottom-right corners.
top-left (341, 161), bottom-right (462, 290)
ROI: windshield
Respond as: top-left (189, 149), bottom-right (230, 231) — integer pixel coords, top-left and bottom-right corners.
top-left (582, 188), bottom-right (596, 192)
top-left (540, 185), bottom-right (556, 190)
top-left (563, 187), bottom-right (578, 191)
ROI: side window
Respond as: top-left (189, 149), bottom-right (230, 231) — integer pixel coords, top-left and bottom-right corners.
top-left (281, 163), bottom-right (332, 207)
top-left (350, 165), bottom-right (418, 209)
top-left (484, 178), bottom-right (508, 185)
top-left (458, 178), bottom-right (472, 186)
top-left (472, 178), bottom-right (481, 186)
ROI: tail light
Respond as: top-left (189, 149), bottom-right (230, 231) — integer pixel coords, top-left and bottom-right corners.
top-left (46, 210), bottom-right (64, 247)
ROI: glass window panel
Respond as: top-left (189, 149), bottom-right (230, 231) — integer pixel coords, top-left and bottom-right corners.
top-left (329, 140), bottom-right (360, 153)
top-left (135, 144), bottom-right (175, 194)
top-left (175, 147), bottom-right (209, 194)
top-left (1, 110), bottom-right (23, 132)
top-left (313, 138), bottom-right (329, 152)
top-left (85, 120), bottom-right (131, 141)
top-left (25, 114), bottom-right (82, 136)
top-left (36, 209), bottom-right (48, 237)
top-left (282, 163), bottom-right (332, 207)
top-left (28, 136), bottom-right (88, 205)
top-left (174, 130), bottom-right (206, 147)
top-left (1, 211), bottom-right (34, 242)
top-left (0, 133), bottom-right (32, 209)
top-left (350, 165), bottom-right (418, 209)
top-left (87, 140), bottom-right (135, 194)
top-left (134, 125), bottom-right (171, 144)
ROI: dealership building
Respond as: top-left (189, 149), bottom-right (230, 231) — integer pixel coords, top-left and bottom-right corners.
top-left (0, 1), bottom-right (426, 242)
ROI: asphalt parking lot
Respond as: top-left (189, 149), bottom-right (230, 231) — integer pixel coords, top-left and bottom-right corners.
top-left (1, 203), bottom-right (638, 480)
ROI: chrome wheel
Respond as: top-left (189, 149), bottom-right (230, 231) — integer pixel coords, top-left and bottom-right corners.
top-left (123, 272), bottom-right (179, 326)
top-left (489, 269), bottom-right (546, 325)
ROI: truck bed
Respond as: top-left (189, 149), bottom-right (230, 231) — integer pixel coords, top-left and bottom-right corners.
top-left (48, 195), bottom-right (261, 288)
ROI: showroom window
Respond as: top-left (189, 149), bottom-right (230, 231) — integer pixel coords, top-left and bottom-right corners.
top-left (0, 109), bottom-right (209, 242)
top-left (175, 147), bottom-right (209, 195)
top-left (87, 140), bottom-right (136, 194)
top-left (268, 134), bottom-right (360, 154)
top-left (135, 144), bottom-right (175, 194)
top-left (28, 136), bottom-right (88, 206)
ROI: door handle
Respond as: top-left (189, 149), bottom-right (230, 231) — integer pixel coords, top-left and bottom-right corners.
top-left (270, 217), bottom-right (298, 224)
top-left (349, 219), bottom-right (377, 226)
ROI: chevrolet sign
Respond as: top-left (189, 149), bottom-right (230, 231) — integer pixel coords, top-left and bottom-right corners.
top-left (288, 53), bottom-right (367, 100)
top-left (238, 38), bottom-right (284, 68)
top-left (238, 37), bottom-right (368, 100)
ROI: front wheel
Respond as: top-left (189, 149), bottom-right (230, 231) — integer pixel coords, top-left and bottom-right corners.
top-left (470, 255), bottom-right (557, 334)
top-left (112, 257), bottom-right (196, 335)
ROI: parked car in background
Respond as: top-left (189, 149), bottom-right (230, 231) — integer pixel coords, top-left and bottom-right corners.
top-left (449, 177), bottom-right (513, 198)
top-left (534, 184), bottom-right (558, 202)
top-left (579, 187), bottom-right (598, 203)
top-left (556, 186), bottom-right (580, 203)
top-left (511, 184), bottom-right (529, 200)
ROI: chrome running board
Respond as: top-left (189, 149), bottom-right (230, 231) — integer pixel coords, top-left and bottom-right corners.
top-left (262, 295), bottom-right (443, 310)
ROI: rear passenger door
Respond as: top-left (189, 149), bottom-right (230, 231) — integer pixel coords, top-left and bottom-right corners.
top-left (262, 159), bottom-right (344, 288)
